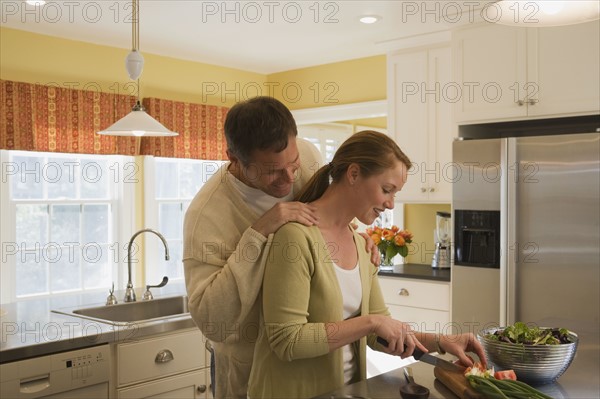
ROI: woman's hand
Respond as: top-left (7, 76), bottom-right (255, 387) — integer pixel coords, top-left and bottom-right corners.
top-left (370, 315), bottom-right (427, 358)
top-left (438, 333), bottom-right (487, 368)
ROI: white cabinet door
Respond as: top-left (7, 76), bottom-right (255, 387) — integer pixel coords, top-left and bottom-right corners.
top-left (387, 304), bottom-right (450, 335)
top-left (427, 46), bottom-right (454, 202)
top-left (528, 21), bottom-right (600, 117)
top-left (117, 369), bottom-right (208, 399)
top-left (453, 24), bottom-right (527, 122)
top-left (389, 50), bottom-right (429, 201)
top-left (454, 22), bottom-right (600, 123)
top-left (378, 276), bottom-right (450, 334)
top-left (389, 46), bottom-right (455, 203)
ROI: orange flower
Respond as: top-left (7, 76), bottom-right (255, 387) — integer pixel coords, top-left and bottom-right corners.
top-left (394, 234), bottom-right (405, 246)
top-left (382, 229), bottom-right (395, 241)
top-left (370, 233), bottom-right (381, 245)
top-left (400, 230), bottom-right (413, 241)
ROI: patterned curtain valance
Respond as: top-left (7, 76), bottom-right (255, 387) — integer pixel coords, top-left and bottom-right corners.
top-left (0, 79), bottom-right (139, 155)
top-left (1, 80), bottom-right (230, 160)
top-left (141, 98), bottom-right (228, 160)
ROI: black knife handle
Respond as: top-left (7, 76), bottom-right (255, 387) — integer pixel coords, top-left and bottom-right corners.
top-left (376, 336), bottom-right (425, 360)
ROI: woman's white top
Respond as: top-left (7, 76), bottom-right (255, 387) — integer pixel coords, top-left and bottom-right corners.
top-left (333, 261), bottom-right (363, 384)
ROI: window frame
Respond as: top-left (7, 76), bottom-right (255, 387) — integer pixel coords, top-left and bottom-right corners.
top-left (0, 150), bottom-right (136, 303)
top-left (143, 156), bottom-right (226, 287)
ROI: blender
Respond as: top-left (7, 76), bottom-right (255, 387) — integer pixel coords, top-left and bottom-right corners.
top-left (432, 211), bottom-right (451, 269)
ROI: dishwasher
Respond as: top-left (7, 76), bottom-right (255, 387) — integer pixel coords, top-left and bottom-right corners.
top-left (0, 344), bottom-right (110, 399)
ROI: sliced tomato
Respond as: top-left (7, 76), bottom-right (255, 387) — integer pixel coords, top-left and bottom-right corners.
top-left (494, 370), bottom-right (517, 380)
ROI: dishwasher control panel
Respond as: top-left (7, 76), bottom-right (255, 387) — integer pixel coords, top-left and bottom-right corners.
top-left (0, 344), bottom-right (110, 398)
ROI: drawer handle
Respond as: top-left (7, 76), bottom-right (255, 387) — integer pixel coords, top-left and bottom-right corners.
top-left (155, 349), bottom-right (174, 363)
top-left (197, 384), bottom-right (207, 394)
top-left (398, 288), bottom-right (409, 296)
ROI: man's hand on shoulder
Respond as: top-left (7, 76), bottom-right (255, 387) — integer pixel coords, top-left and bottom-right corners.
top-left (252, 202), bottom-right (318, 237)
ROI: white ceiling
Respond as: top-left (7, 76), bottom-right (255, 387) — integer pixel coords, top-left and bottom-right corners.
top-left (1, 0), bottom-right (482, 74)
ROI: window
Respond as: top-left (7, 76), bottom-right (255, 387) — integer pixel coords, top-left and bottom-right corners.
top-left (144, 157), bottom-right (226, 286)
top-left (297, 123), bottom-right (353, 163)
top-left (0, 150), bottom-right (135, 303)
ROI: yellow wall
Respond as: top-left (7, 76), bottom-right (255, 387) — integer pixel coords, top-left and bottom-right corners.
top-left (267, 55), bottom-right (387, 109)
top-left (403, 203), bottom-right (451, 265)
top-left (0, 28), bottom-right (265, 108)
top-left (1, 28), bottom-right (387, 110)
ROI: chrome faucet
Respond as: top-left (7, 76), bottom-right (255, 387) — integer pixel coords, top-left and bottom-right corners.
top-left (125, 228), bottom-right (170, 302)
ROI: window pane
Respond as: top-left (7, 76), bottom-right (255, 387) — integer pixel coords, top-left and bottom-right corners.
top-left (16, 254), bottom-right (47, 297)
top-left (83, 244), bottom-right (111, 289)
top-left (46, 158), bottom-right (77, 199)
top-left (153, 239), bottom-right (183, 281)
top-left (82, 204), bottom-right (109, 244)
top-left (11, 155), bottom-right (44, 199)
top-left (16, 205), bottom-right (49, 248)
top-left (159, 203), bottom-right (182, 240)
top-left (48, 245), bottom-right (80, 292)
top-left (166, 240), bottom-right (183, 280)
top-left (51, 205), bottom-right (80, 244)
top-left (155, 161), bottom-right (178, 199)
top-left (179, 162), bottom-right (203, 198)
top-left (81, 159), bottom-right (109, 199)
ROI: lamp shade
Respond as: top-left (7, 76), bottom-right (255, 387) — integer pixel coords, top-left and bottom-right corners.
top-left (97, 102), bottom-right (178, 137)
top-left (486, 1), bottom-right (600, 27)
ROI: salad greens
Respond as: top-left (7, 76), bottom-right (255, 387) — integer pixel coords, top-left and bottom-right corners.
top-left (486, 322), bottom-right (572, 345)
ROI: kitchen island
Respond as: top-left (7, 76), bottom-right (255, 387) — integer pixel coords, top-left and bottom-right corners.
top-left (318, 325), bottom-right (600, 399)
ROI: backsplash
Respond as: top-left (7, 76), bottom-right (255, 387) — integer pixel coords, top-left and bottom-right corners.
top-left (403, 203), bottom-right (451, 265)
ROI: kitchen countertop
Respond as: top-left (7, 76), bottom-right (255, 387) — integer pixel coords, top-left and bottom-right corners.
top-left (0, 283), bottom-right (195, 364)
top-left (1, 266), bottom-right (450, 364)
top-left (378, 263), bottom-right (451, 282)
top-left (318, 325), bottom-right (600, 399)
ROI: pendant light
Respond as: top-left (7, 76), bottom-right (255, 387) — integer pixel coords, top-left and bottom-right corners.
top-left (98, 0), bottom-right (177, 137)
top-left (486, 1), bottom-right (599, 27)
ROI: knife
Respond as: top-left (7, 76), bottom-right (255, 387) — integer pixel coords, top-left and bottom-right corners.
top-left (376, 336), bottom-right (464, 372)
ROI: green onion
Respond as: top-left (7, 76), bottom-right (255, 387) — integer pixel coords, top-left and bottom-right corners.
top-left (466, 376), bottom-right (555, 399)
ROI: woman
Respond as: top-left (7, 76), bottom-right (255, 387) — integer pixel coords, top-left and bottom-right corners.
top-left (248, 131), bottom-right (485, 399)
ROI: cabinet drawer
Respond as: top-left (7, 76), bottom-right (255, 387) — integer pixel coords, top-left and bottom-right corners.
top-left (117, 368), bottom-right (208, 399)
top-left (378, 277), bottom-right (449, 311)
top-left (387, 304), bottom-right (450, 334)
top-left (118, 329), bottom-right (206, 386)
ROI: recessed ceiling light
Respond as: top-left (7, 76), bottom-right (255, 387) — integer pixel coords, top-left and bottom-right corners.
top-left (26, 0), bottom-right (46, 5)
top-left (359, 15), bottom-right (381, 24)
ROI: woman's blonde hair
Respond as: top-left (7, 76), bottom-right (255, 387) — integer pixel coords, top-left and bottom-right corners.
top-left (295, 130), bottom-right (411, 203)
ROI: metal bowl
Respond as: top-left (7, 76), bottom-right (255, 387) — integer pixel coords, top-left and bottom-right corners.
top-left (477, 327), bottom-right (578, 384)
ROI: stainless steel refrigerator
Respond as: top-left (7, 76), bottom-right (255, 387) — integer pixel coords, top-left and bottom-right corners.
top-left (451, 129), bottom-right (600, 337)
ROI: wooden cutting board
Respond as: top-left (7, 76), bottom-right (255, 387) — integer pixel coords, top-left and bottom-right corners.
top-left (434, 366), bottom-right (483, 399)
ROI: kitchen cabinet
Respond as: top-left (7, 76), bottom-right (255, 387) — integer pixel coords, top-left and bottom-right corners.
top-left (117, 370), bottom-right (208, 399)
top-left (367, 275), bottom-right (450, 377)
top-left (387, 45), bottom-right (455, 203)
top-left (113, 329), bottom-right (210, 399)
top-left (453, 21), bottom-right (600, 123)
top-left (378, 276), bottom-right (450, 333)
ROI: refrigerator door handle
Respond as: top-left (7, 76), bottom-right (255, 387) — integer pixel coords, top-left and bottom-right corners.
top-left (502, 138), bottom-right (518, 326)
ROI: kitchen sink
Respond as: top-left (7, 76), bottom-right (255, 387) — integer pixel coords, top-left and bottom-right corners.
top-left (53, 295), bottom-right (190, 326)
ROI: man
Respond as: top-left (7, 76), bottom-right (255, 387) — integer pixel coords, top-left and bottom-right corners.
top-left (183, 96), bottom-right (323, 398)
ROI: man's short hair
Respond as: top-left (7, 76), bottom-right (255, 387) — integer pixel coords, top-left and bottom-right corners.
top-left (224, 96), bottom-right (297, 165)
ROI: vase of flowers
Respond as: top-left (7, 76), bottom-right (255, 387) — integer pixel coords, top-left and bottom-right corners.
top-left (366, 226), bottom-right (413, 271)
